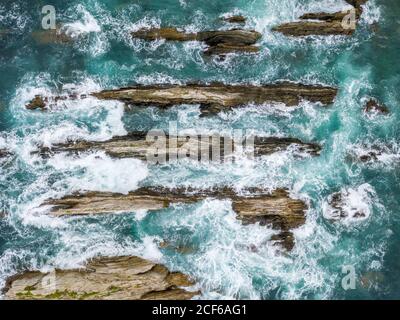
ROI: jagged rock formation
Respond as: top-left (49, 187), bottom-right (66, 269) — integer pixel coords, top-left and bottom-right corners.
top-left (364, 99), bottom-right (389, 114)
top-left (26, 83), bottom-right (338, 114)
top-left (43, 187), bottom-right (307, 250)
top-left (26, 95), bottom-right (48, 110)
top-left (3, 256), bottom-right (198, 300)
top-left (273, 0), bottom-right (368, 36)
top-left (34, 131), bottom-right (321, 161)
top-left (131, 28), bottom-right (261, 55)
top-left (92, 83), bottom-right (337, 111)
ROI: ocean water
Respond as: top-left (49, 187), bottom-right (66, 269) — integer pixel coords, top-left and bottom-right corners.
top-left (0, 0), bottom-right (399, 300)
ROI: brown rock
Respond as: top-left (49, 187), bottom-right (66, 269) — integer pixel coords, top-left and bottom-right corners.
top-left (131, 27), bottom-right (197, 41)
top-left (27, 83), bottom-right (338, 112)
top-left (26, 95), bottom-right (47, 110)
top-left (3, 256), bottom-right (198, 300)
top-left (272, 21), bottom-right (355, 37)
top-left (300, 11), bottom-right (349, 22)
top-left (91, 83), bottom-right (338, 110)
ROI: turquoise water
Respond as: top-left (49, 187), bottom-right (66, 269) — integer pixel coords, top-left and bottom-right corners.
top-left (0, 0), bottom-right (399, 299)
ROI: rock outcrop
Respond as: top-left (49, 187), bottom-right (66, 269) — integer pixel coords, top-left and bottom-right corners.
top-left (26, 83), bottom-right (338, 114)
top-left (43, 187), bottom-right (307, 250)
top-left (272, 20), bottom-right (355, 37)
top-left (273, 0), bottom-right (368, 36)
top-left (131, 28), bottom-right (261, 55)
top-left (364, 99), bottom-right (389, 114)
top-left (34, 131), bottom-right (321, 161)
top-left (3, 256), bottom-right (198, 300)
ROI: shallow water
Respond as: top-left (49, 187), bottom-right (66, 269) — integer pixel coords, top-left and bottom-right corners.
top-left (0, 0), bottom-right (399, 299)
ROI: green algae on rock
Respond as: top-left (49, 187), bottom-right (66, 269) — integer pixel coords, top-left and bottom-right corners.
top-left (3, 256), bottom-right (199, 300)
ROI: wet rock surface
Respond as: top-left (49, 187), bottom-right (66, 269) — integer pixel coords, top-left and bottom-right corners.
top-left (35, 131), bottom-right (321, 160)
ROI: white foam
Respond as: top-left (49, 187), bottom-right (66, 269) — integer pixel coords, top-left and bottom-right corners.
top-left (323, 184), bottom-right (376, 223)
top-left (62, 5), bottom-right (101, 38)
top-left (47, 151), bottom-right (148, 195)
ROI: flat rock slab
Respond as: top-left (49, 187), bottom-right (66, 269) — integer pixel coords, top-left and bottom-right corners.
top-left (91, 83), bottom-right (338, 111)
top-left (35, 131), bottom-right (321, 161)
top-left (273, 0), bottom-right (368, 37)
top-left (4, 256), bottom-right (198, 300)
top-left (272, 21), bottom-right (355, 37)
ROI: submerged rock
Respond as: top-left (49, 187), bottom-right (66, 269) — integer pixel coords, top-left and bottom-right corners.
top-left (0, 149), bottom-right (11, 159)
top-left (3, 256), bottom-right (198, 300)
top-left (364, 99), bottom-right (389, 114)
top-left (221, 15), bottom-right (247, 24)
top-left (34, 131), bottom-right (321, 161)
top-left (325, 185), bottom-right (373, 222)
top-left (270, 231), bottom-right (295, 251)
top-left (31, 28), bottom-right (74, 45)
top-left (204, 43), bottom-right (259, 56)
